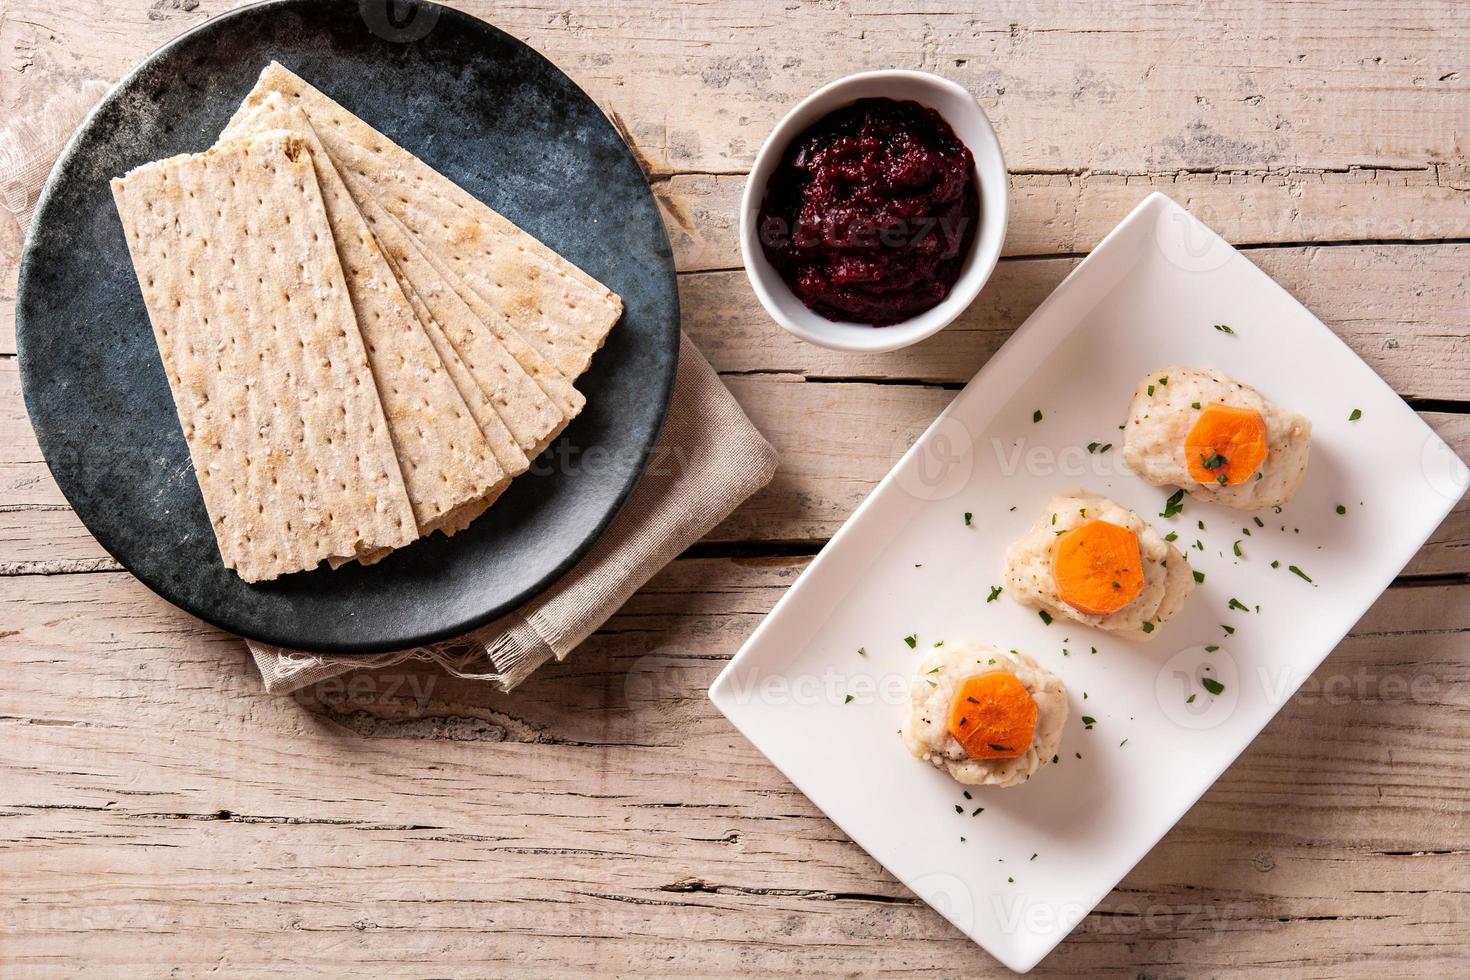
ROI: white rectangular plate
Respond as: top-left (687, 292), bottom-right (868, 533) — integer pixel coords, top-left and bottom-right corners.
top-left (709, 193), bottom-right (1469, 973)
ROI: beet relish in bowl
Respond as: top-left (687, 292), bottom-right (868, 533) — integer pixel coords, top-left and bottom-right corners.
top-left (756, 98), bottom-right (979, 326)
top-left (740, 70), bottom-right (1007, 353)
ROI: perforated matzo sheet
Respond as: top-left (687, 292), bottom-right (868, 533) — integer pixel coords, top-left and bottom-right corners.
top-left (110, 133), bottom-right (416, 582)
top-left (221, 99), bottom-right (507, 546)
top-left (230, 61), bottom-right (623, 382)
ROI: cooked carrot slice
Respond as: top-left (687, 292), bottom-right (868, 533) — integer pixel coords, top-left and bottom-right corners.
top-left (1185, 402), bottom-right (1268, 486)
top-left (946, 672), bottom-right (1038, 760)
top-left (1052, 519), bottom-right (1145, 616)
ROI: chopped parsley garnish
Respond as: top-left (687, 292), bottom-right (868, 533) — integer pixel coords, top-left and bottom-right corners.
top-left (1119, 738), bottom-right (1129, 747)
top-left (1288, 564), bottom-right (1313, 583)
top-left (844, 694), bottom-right (855, 704)
top-left (934, 640), bottom-right (944, 648)
top-left (1233, 540), bottom-right (1243, 557)
top-left (955, 804), bottom-right (963, 814)
top-left (1038, 610), bottom-right (1053, 625)
top-left (1205, 644), bottom-right (1219, 652)
top-left (1191, 401), bottom-right (1202, 410)
top-left (1164, 531), bottom-right (1179, 542)
top-left (972, 807), bottom-right (984, 816)
top-left (1141, 622), bottom-right (1155, 633)
top-left (989, 744), bottom-right (1013, 753)
top-left (1222, 624), bottom-right (1236, 635)
top-left (1192, 569), bottom-right (1205, 583)
top-left (1033, 409), bottom-right (1043, 423)
top-left (1087, 442), bottom-right (1101, 453)
top-left (1201, 677), bottom-right (1225, 695)
top-left (1228, 597), bottom-right (1250, 612)
top-left (1158, 376), bottom-right (1168, 385)
top-left (1161, 489), bottom-right (1185, 519)
top-left (1099, 442), bottom-right (1112, 453)
top-left (987, 585), bottom-right (1003, 602)
top-left (966, 696), bottom-right (979, 704)
top-left (1081, 716), bottom-right (1096, 729)
top-left (858, 646), bottom-right (867, 657)
top-left (1253, 516), bottom-right (1264, 528)
top-left (1213, 323), bottom-right (1235, 334)
top-left (1204, 453), bottom-right (1230, 471)
top-left (1349, 408), bottom-right (1362, 421)
top-left (964, 511), bottom-right (973, 526)
top-left (1147, 384), bottom-right (1156, 397)
top-left (1336, 504), bottom-right (1347, 515)
top-left (927, 666), bottom-right (942, 673)
top-left (1186, 693), bottom-right (1197, 704)
top-left (904, 634), bottom-right (917, 648)
top-left (1270, 560), bottom-right (1280, 568)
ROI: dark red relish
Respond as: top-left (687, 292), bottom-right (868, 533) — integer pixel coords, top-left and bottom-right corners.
top-left (757, 97), bottom-right (979, 326)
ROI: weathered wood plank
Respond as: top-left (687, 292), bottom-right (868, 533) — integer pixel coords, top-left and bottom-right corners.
top-left (677, 244), bottom-right (1470, 398)
top-left (6, 0), bottom-right (1470, 177)
top-left (4, 357), bottom-right (1466, 574)
top-left (1, 564), bottom-right (1466, 976)
top-left (660, 168), bottom-right (1470, 272)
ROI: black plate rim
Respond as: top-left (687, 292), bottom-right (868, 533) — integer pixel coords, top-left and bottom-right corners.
top-left (15, 0), bottom-right (679, 654)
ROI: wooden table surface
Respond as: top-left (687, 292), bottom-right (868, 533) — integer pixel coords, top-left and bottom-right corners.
top-left (3, 1), bottom-right (1469, 975)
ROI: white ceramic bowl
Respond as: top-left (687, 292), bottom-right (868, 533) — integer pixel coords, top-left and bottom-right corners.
top-left (739, 70), bottom-right (1008, 353)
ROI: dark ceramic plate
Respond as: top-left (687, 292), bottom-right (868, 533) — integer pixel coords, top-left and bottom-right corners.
top-left (16, 0), bottom-right (678, 653)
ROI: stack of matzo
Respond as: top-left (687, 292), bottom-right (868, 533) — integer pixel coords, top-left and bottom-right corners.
top-left (112, 62), bottom-right (623, 583)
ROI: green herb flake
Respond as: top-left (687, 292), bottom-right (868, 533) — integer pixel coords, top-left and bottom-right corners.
top-left (1192, 569), bottom-right (1206, 583)
top-left (1228, 597), bottom-right (1250, 612)
top-left (1039, 610), bottom-right (1054, 626)
top-left (1222, 624), bottom-right (1236, 635)
top-left (1205, 644), bottom-right (1219, 652)
top-left (1336, 504), bottom-right (1347, 515)
top-left (1186, 693), bottom-right (1197, 704)
top-left (1033, 409), bottom-right (1043, 423)
top-left (1164, 531), bottom-right (1179, 542)
top-left (1213, 323), bottom-right (1235, 335)
top-left (972, 807), bottom-right (984, 816)
top-left (955, 804), bottom-right (963, 814)
top-left (1233, 540), bottom-right (1243, 557)
top-left (1202, 677), bottom-right (1226, 695)
top-left (1081, 716), bottom-right (1096, 729)
top-left (1349, 408), bottom-right (1362, 422)
top-left (1158, 376), bottom-right (1168, 386)
top-left (964, 511), bottom-right (973, 526)
top-left (963, 791), bottom-right (972, 800)
top-left (1141, 621), bottom-right (1155, 633)
top-left (844, 694), bottom-right (855, 704)
top-left (1161, 489), bottom-right (1186, 519)
top-left (903, 634), bottom-right (917, 648)
top-left (857, 646), bottom-right (867, 657)
top-left (1253, 516), bottom-right (1265, 528)
top-left (1288, 564), bottom-right (1313, 583)
top-left (1100, 442), bottom-right (1112, 453)
top-left (1147, 384), bottom-right (1156, 397)
top-left (1191, 401), bottom-right (1202, 410)
top-left (987, 585), bottom-right (1003, 603)
top-left (1087, 442), bottom-right (1101, 453)
top-left (1120, 738), bottom-right (1129, 747)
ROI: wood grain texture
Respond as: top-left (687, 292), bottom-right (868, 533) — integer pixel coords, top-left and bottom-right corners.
top-left (2, 563), bottom-right (1467, 976)
top-left (2, 0), bottom-right (1468, 975)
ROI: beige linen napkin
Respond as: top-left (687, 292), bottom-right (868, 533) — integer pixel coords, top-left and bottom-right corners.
top-left (246, 334), bottom-right (778, 692)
